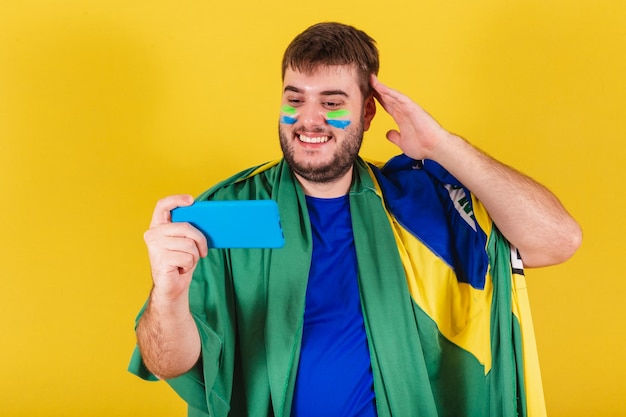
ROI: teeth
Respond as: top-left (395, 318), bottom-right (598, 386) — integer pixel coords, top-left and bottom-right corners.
top-left (299, 135), bottom-right (330, 144)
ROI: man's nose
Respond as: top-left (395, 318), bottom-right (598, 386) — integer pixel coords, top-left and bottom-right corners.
top-left (298, 104), bottom-right (326, 129)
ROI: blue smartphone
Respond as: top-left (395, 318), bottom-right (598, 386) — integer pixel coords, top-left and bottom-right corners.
top-left (171, 200), bottom-right (285, 249)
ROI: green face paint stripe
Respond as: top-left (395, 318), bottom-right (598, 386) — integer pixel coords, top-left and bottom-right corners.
top-left (326, 109), bottom-right (350, 119)
top-left (281, 105), bottom-right (297, 115)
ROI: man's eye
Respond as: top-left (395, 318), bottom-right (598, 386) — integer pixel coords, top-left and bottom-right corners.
top-left (288, 99), bottom-right (302, 105)
top-left (324, 102), bottom-right (341, 108)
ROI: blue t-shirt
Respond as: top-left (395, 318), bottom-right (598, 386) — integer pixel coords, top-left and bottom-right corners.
top-left (291, 195), bottom-right (377, 417)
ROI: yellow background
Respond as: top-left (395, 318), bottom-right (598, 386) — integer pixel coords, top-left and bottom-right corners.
top-left (1, 0), bottom-right (624, 415)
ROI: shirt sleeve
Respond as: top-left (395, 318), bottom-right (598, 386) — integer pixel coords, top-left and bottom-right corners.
top-left (127, 249), bottom-right (235, 417)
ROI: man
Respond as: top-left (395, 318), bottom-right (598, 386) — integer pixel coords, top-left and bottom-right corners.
top-left (129, 22), bottom-right (581, 417)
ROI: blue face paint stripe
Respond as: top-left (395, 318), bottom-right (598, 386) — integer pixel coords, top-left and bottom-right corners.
top-left (326, 119), bottom-right (351, 129)
top-left (280, 115), bottom-right (297, 125)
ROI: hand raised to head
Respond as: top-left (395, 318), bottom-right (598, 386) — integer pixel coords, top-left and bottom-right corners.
top-left (371, 74), bottom-right (449, 161)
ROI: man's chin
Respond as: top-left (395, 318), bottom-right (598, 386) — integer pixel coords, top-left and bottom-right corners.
top-left (290, 161), bottom-right (353, 184)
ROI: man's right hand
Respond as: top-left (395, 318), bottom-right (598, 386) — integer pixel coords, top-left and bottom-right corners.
top-left (143, 194), bottom-right (209, 303)
top-left (137, 194), bottom-right (206, 379)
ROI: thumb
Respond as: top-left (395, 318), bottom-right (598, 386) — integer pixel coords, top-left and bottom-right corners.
top-left (386, 129), bottom-right (401, 146)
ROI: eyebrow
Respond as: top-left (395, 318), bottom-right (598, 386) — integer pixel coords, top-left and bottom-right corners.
top-left (283, 85), bottom-right (349, 97)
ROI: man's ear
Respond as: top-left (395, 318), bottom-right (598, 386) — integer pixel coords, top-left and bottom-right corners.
top-left (363, 95), bottom-right (376, 131)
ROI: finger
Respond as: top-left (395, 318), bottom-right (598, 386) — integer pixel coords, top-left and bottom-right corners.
top-left (172, 222), bottom-right (209, 258)
top-left (159, 234), bottom-right (202, 258)
top-left (168, 244), bottom-right (201, 271)
top-left (145, 222), bottom-right (209, 258)
top-left (156, 248), bottom-right (198, 275)
top-left (145, 233), bottom-right (202, 278)
top-left (372, 77), bottom-right (416, 112)
top-left (150, 194), bottom-right (195, 228)
top-left (370, 75), bottom-right (397, 99)
top-left (370, 73), bottom-right (380, 91)
top-left (370, 74), bottom-right (389, 106)
top-left (370, 73), bottom-right (388, 91)
top-left (371, 84), bottom-right (407, 119)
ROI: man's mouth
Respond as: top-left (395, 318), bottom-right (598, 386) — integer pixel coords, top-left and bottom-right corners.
top-left (298, 134), bottom-right (331, 144)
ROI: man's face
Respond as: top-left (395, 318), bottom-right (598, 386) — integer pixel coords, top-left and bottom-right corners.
top-left (279, 65), bottom-right (375, 185)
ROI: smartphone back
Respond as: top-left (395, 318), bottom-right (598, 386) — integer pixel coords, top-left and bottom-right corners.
top-left (171, 200), bottom-right (284, 249)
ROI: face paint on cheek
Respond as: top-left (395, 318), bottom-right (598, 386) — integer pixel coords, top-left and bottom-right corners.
top-left (280, 105), bottom-right (298, 125)
top-left (326, 109), bottom-right (351, 129)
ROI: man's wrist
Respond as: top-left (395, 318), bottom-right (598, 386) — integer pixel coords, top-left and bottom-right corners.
top-left (148, 287), bottom-right (191, 319)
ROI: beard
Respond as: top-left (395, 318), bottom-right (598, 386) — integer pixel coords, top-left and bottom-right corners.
top-left (278, 117), bottom-right (364, 184)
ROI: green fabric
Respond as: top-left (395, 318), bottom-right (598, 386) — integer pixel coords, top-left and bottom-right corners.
top-left (488, 226), bottom-right (526, 417)
top-left (129, 157), bottom-right (528, 417)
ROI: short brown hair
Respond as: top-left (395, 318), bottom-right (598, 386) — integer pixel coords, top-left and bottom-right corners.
top-left (281, 22), bottom-right (379, 98)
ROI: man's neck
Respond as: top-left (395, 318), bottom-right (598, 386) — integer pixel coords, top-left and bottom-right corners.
top-left (294, 168), bottom-right (353, 199)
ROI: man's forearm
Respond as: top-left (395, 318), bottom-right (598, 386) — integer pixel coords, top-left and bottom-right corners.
top-left (370, 76), bottom-right (581, 266)
top-left (136, 290), bottom-right (201, 380)
top-left (431, 132), bottom-right (582, 267)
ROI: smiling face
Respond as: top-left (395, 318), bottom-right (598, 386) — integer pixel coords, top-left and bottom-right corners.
top-left (279, 65), bottom-right (375, 194)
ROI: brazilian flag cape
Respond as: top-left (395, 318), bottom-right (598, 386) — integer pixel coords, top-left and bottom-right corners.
top-left (129, 155), bottom-right (547, 417)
